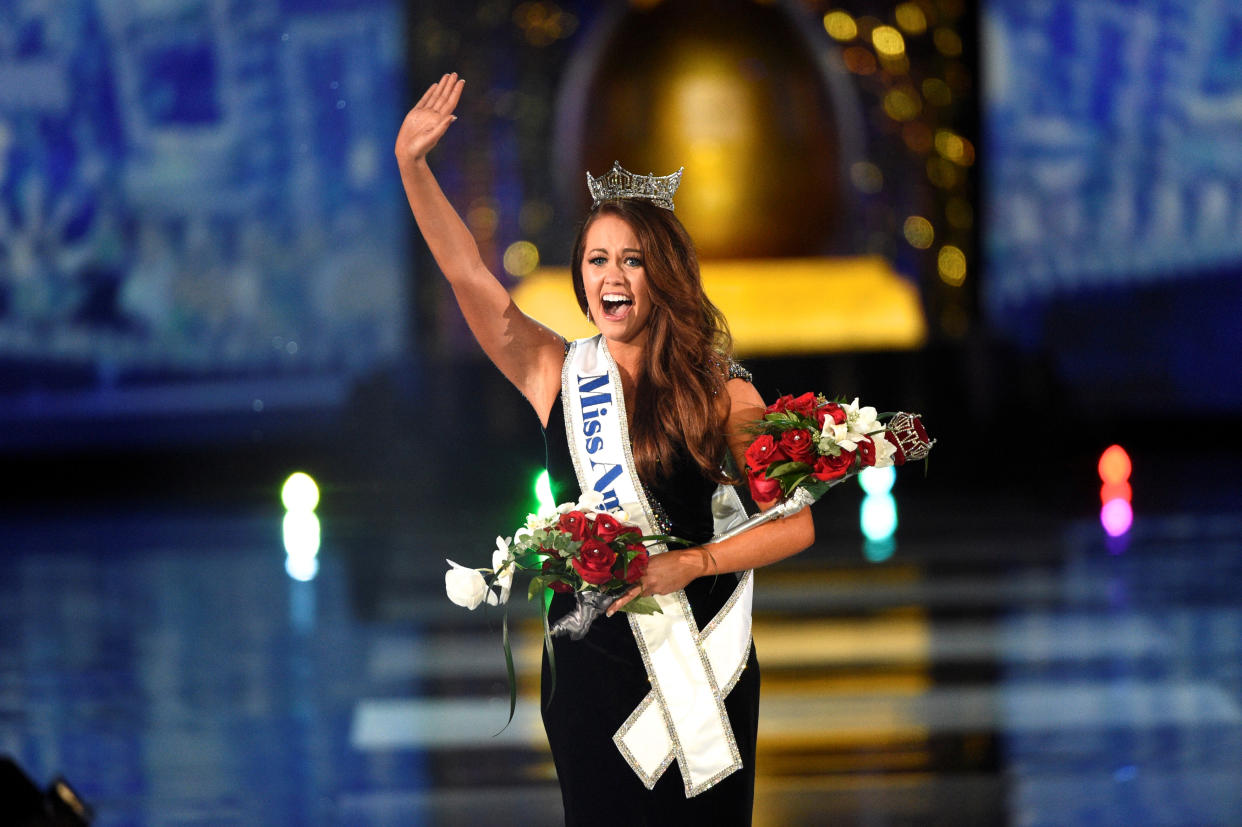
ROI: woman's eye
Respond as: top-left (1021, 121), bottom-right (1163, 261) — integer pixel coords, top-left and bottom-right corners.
top-left (624, 256), bottom-right (643, 268)
top-left (588, 256), bottom-right (606, 266)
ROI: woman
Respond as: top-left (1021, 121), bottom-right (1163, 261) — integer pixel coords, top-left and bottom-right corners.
top-left (396, 73), bottom-right (814, 825)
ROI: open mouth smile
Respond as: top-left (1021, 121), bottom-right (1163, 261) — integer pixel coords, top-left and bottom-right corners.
top-left (600, 292), bottom-right (634, 320)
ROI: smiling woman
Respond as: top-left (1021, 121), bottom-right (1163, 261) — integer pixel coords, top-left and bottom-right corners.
top-left (395, 73), bottom-right (814, 826)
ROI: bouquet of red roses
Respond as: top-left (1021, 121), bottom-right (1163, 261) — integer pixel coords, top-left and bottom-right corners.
top-left (444, 490), bottom-right (668, 636)
top-left (717, 393), bottom-right (934, 542)
top-left (445, 491), bottom-right (678, 726)
top-left (744, 392), bottom-right (933, 503)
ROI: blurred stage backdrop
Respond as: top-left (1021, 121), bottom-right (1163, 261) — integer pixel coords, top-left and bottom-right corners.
top-left (2, 0), bottom-right (1241, 825)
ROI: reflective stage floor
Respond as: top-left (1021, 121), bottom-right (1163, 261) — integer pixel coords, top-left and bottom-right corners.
top-left (2, 448), bottom-right (1240, 826)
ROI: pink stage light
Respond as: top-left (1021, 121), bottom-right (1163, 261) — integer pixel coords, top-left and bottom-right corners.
top-left (1100, 498), bottom-right (1133, 537)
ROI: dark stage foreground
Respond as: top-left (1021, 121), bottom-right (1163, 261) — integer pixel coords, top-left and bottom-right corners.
top-left (1, 437), bottom-right (1240, 827)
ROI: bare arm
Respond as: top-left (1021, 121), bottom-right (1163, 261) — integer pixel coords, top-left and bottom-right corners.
top-left (608, 378), bottom-right (815, 614)
top-left (395, 74), bottom-right (564, 420)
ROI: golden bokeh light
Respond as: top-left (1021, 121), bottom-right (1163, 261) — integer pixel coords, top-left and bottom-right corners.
top-left (938, 245), bottom-right (967, 286)
top-left (934, 129), bottom-right (974, 166)
top-left (880, 53), bottom-right (911, 76)
top-left (466, 200), bottom-right (499, 241)
top-left (871, 25), bottom-right (906, 57)
top-left (823, 10), bottom-right (858, 41)
top-left (503, 240), bottom-right (541, 277)
top-left (883, 87), bottom-right (922, 121)
top-left (903, 216), bottom-right (934, 249)
top-left (934, 26), bottom-right (963, 57)
top-left (895, 3), bottom-right (928, 35)
top-left (926, 157), bottom-right (960, 189)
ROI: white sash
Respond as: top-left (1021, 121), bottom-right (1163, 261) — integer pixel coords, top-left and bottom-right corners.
top-left (561, 335), bottom-right (755, 797)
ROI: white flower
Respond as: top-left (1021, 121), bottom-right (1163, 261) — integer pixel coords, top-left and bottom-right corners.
top-left (576, 490), bottom-right (605, 511)
top-left (844, 398), bottom-right (879, 438)
top-left (819, 421), bottom-right (855, 453)
top-left (445, 559), bottom-right (489, 609)
top-left (871, 433), bottom-right (898, 468)
top-left (488, 540), bottom-right (514, 605)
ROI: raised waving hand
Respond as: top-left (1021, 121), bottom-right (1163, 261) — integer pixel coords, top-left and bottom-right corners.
top-left (394, 72), bottom-right (566, 424)
top-left (395, 73), bottom-right (465, 165)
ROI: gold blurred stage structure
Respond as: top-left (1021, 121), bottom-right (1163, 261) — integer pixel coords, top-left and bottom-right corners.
top-left (511, 256), bottom-right (927, 355)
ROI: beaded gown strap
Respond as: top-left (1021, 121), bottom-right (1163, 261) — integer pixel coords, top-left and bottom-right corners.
top-left (726, 360), bottom-right (752, 383)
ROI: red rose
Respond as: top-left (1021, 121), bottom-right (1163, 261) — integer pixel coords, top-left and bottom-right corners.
top-left (855, 435), bottom-right (876, 467)
top-left (572, 538), bottom-right (617, 585)
top-left (786, 392), bottom-right (817, 419)
top-left (764, 394), bottom-right (794, 415)
top-left (621, 544), bottom-right (649, 584)
top-left (747, 470), bottom-right (783, 504)
top-left (777, 428), bottom-right (815, 463)
top-left (765, 392), bottom-right (816, 419)
top-left (590, 512), bottom-right (625, 543)
top-left (815, 403), bottom-right (847, 428)
top-left (541, 556), bottom-right (574, 593)
top-left (744, 434), bottom-right (785, 471)
top-left (557, 510), bottom-right (590, 541)
top-left (812, 450), bottom-right (855, 481)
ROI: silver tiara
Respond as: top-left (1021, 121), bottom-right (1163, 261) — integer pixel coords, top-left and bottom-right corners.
top-left (586, 161), bottom-right (684, 211)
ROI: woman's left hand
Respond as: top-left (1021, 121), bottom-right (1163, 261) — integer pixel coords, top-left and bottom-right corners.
top-left (606, 547), bottom-right (714, 616)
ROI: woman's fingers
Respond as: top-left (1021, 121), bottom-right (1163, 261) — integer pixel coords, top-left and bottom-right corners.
top-left (397, 75), bottom-right (463, 163)
top-left (412, 73), bottom-right (460, 116)
top-left (606, 584), bottom-right (643, 617)
top-left (442, 76), bottom-right (465, 115)
top-left (428, 73), bottom-right (460, 111)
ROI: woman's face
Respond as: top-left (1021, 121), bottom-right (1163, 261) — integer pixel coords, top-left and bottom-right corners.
top-left (581, 213), bottom-right (651, 347)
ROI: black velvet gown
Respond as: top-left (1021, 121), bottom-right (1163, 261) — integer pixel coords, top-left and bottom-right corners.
top-left (540, 394), bottom-right (760, 826)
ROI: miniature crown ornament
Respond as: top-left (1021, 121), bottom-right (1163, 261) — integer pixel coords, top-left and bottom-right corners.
top-left (586, 161), bottom-right (684, 211)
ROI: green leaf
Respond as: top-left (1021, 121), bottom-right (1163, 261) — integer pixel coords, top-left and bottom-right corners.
top-left (494, 609), bottom-right (517, 735)
top-left (541, 588), bottom-right (557, 707)
top-left (514, 551), bottom-right (544, 569)
top-left (616, 596), bottom-right (664, 615)
top-left (779, 474), bottom-right (810, 493)
top-left (527, 575), bottom-right (549, 601)
top-left (767, 461), bottom-right (811, 478)
top-left (803, 480), bottom-right (833, 499)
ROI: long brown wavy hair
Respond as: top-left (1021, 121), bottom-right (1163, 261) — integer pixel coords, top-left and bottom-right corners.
top-left (570, 199), bottom-right (737, 484)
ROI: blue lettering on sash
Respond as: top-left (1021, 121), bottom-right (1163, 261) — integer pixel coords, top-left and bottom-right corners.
top-left (590, 460), bottom-right (623, 511)
top-left (577, 373), bottom-right (622, 510)
top-left (577, 373), bottom-right (612, 412)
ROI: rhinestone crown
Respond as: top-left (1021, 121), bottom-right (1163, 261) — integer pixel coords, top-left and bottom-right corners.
top-left (586, 161), bottom-right (684, 211)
